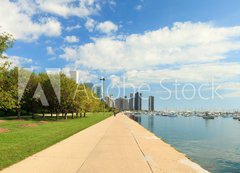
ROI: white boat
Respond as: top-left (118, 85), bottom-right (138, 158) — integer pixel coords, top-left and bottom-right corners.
top-left (203, 112), bottom-right (215, 119)
top-left (168, 111), bottom-right (177, 117)
top-left (233, 114), bottom-right (239, 120)
top-left (162, 112), bottom-right (169, 116)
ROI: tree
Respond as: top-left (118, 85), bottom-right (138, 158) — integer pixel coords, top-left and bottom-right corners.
top-left (60, 74), bottom-right (77, 119)
top-left (39, 73), bottom-right (61, 119)
top-left (0, 33), bottom-right (15, 111)
top-left (0, 32), bottom-right (14, 71)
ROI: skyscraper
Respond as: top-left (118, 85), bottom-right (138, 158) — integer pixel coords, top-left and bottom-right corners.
top-left (105, 96), bottom-right (114, 108)
top-left (96, 86), bottom-right (101, 99)
top-left (134, 92), bottom-right (142, 111)
top-left (148, 96), bottom-right (154, 111)
top-left (123, 96), bottom-right (129, 110)
top-left (115, 97), bottom-right (129, 111)
top-left (69, 71), bottom-right (78, 83)
top-left (129, 93), bottom-right (134, 110)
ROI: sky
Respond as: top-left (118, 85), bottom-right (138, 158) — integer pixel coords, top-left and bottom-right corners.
top-left (1, 0), bottom-right (240, 111)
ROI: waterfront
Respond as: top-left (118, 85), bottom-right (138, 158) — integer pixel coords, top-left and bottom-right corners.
top-left (132, 114), bottom-right (240, 173)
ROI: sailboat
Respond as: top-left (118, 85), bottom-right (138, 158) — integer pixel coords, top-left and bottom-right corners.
top-left (202, 112), bottom-right (215, 119)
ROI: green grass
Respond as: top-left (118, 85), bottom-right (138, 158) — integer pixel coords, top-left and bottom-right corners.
top-left (0, 112), bottom-right (112, 170)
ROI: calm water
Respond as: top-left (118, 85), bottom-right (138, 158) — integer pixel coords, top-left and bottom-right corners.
top-left (132, 115), bottom-right (240, 173)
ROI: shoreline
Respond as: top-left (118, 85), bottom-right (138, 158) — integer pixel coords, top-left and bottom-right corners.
top-left (1, 113), bottom-right (209, 173)
top-left (124, 113), bottom-right (209, 173)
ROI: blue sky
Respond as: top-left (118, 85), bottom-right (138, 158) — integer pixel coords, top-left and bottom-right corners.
top-left (1, 0), bottom-right (240, 111)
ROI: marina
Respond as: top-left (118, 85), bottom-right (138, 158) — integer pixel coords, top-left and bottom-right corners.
top-left (128, 111), bottom-right (240, 120)
top-left (128, 112), bottom-right (240, 173)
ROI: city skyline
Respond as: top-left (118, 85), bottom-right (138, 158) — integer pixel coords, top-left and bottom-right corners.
top-left (1, 0), bottom-right (240, 111)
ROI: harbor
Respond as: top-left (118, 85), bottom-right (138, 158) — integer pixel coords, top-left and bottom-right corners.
top-left (127, 112), bottom-right (240, 173)
top-left (127, 110), bottom-right (240, 121)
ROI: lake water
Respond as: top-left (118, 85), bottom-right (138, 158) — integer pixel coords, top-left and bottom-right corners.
top-left (132, 114), bottom-right (240, 173)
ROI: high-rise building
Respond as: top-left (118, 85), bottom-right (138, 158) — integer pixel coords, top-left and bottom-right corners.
top-left (123, 96), bottom-right (129, 110)
top-left (134, 92), bottom-right (142, 111)
top-left (69, 71), bottom-right (78, 83)
top-left (96, 86), bottom-right (101, 99)
top-left (129, 93), bottom-right (134, 110)
top-left (115, 97), bottom-right (129, 111)
top-left (105, 96), bottom-right (114, 108)
top-left (148, 96), bottom-right (154, 111)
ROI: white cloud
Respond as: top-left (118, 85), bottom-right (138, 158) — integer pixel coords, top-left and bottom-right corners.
top-left (60, 47), bottom-right (79, 61)
top-left (135, 5), bottom-right (142, 11)
top-left (85, 18), bottom-right (97, 32)
top-left (9, 56), bottom-right (33, 67)
top-left (0, 1), bottom-right (117, 40)
top-left (62, 67), bottom-right (97, 83)
top-left (0, 0), bottom-right (61, 41)
top-left (36, 0), bottom-right (101, 18)
top-left (77, 70), bottom-right (98, 83)
top-left (64, 36), bottom-right (80, 43)
top-left (96, 21), bottom-right (118, 34)
top-left (48, 57), bottom-right (57, 61)
top-left (219, 82), bottom-right (240, 91)
top-left (223, 91), bottom-right (240, 98)
top-left (218, 82), bottom-right (240, 98)
top-left (1, 54), bottom-right (33, 68)
top-left (66, 24), bottom-right (81, 32)
top-left (46, 46), bottom-right (55, 55)
top-left (124, 63), bottom-right (240, 84)
top-left (60, 22), bottom-right (240, 72)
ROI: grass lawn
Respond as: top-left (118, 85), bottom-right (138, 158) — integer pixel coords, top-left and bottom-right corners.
top-left (0, 112), bottom-right (112, 170)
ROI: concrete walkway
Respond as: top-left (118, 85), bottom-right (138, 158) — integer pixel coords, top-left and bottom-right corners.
top-left (1, 114), bottom-right (208, 173)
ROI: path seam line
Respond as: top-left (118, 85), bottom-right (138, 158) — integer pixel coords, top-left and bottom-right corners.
top-left (125, 119), bottom-right (154, 173)
top-left (75, 117), bottom-right (114, 173)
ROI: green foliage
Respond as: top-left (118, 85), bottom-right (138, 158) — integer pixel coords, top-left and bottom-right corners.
top-left (0, 33), bottom-right (16, 111)
top-left (0, 32), bottom-right (15, 71)
top-left (0, 32), bottom-right (105, 117)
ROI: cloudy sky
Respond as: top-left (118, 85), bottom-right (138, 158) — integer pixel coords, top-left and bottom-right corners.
top-left (1, 0), bottom-right (240, 111)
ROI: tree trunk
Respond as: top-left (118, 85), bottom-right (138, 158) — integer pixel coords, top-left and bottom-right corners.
top-left (76, 112), bottom-right (79, 118)
top-left (80, 112), bottom-right (82, 118)
top-left (31, 111), bottom-right (34, 119)
top-left (56, 113), bottom-right (58, 120)
top-left (65, 113), bottom-right (68, 120)
top-left (51, 112), bottom-right (53, 117)
top-left (84, 112), bottom-right (86, 117)
top-left (42, 111), bottom-right (45, 118)
top-left (17, 108), bottom-right (21, 119)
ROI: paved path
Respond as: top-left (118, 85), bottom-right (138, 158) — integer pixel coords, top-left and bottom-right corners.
top-left (1, 114), bottom-right (208, 173)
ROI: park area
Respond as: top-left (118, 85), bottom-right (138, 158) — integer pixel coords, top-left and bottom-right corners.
top-left (0, 112), bottom-right (112, 170)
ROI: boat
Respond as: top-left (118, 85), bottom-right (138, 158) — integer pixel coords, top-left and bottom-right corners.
top-left (202, 112), bottom-right (215, 119)
top-left (233, 115), bottom-right (239, 120)
top-left (162, 112), bottom-right (169, 116)
top-left (168, 111), bottom-right (177, 117)
top-left (168, 114), bottom-right (177, 117)
top-left (197, 113), bottom-right (205, 117)
top-left (203, 115), bottom-right (215, 119)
